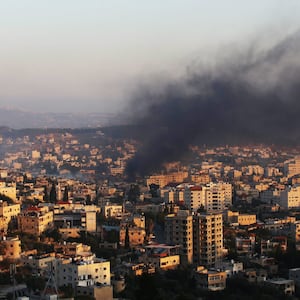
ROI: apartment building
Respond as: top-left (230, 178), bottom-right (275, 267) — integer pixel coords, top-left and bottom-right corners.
top-left (280, 185), bottom-right (300, 209)
top-left (184, 182), bottom-right (232, 212)
top-left (0, 236), bottom-right (21, 260)
top-left (0, 201), bottom-right (20, 232)
top-left (193, 212), bottom-right (223, 268)
top-left (146, 172), bottom-right (188, 188)
top-left (165, 210), bottom-right (193, 264)
top-left (18, 206), bottom-right (53, 235)
top-left (53, 255), bottom-right (111, 289)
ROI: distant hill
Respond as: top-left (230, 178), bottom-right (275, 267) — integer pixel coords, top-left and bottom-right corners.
top-left (0, 123), bottom-right (143, 141)
top-left (0, 107), bottom-right (116, 129)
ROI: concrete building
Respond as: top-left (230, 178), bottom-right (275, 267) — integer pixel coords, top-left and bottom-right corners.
top-left (280, 185), bottom-right (300, 209)
top-left (193, 212), bottom-right (223, 268)
top-left (289, 268), bottom-right (300, 293)
top-left (165, 210), bottom-right (193, 264)
top-left (227, 210), bottom-right (256, 226)
top-left (119, 226), bottom-right (146, 248)
top-left (53, 255), bottom-right (111, 289)
top-left (291, 221), bottom-right (300, 250)
top-left (220, 260), bottom-right (243, 278)
top-left (18, 206), bottom-right (53, 236)
top-left (139, 244), bottom-right (180, 271)
top-left (0, 201), bottom-right (20, 232)
top-left (54, 210), bottom-right (96, 232)
top-left (184, 182), bottom-right (232, 212)
top-left (184, 186), bottom-right (204, 212)
top-left (236, 236), bottom-right (255, 255)
top-left (265, 278), bottom-right (295, 296)
top-left (0, 185), bottom-right (17, 201)
top-left (0, 236), bottom-right (21, 261)
top-left (76, 284), bottom-right (113, 300)
top-left (102, 203), bottom-right (123, 219)
top-left (146, 172), bottom-right (188, 188)
top-left (284, 157), bottom-right (300, 177)
top-left (21, 253), bottom-right (55, 275)
top-left (195, 266), bottom-right (226, 291)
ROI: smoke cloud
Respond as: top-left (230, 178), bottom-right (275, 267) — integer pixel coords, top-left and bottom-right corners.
top-left (125, 31), bottom-right (300, 178)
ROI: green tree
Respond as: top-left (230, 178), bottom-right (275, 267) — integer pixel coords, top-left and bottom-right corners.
top-left (63, 185), bottom-right (69, 202)
top-left (43, 186), bottom-right (49, 202)
top-left (128, 184), bottom-right (140, 202)
top-left (125, 226), bottom-right (130, 249)
top-left (49, 182), bottom-right (57, 203)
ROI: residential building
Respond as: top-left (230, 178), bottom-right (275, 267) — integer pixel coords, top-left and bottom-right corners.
top-left (0, 236), bottom-right (21, 261)
top-left (76, 285), bottom-right (113, 300)
top-left (18, 206), bottom-right (53, 236)
top-left (280, 185), bottom-right (300, 209)
top-left (265, 278), bottom-right (295, 296)
top-left (139, 244), bottom-right (180, 271)
top-left (119, 226), bottom-right (146, 248)
top-left (146, 172), bottom-right (188, 188)
top-left (0, 201), bottom-right (20, 232)
top-left (184, 182), bottom-right (232, 212)
top-left (53, 255), bottom-right (111, 289)
top-left (193, 212), bottom-right (223, 267)
top-left (195, 266), bottom-right (226, 291)
top-left (165, 210), bottom-right (193, 264)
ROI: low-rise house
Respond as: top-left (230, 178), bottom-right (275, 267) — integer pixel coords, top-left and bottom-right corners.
top-left (0, 236), bottom-right (21, 261)
top-left (289, 268), bottom-right (300, 293)
top-left (220, 260), bottom-right (243, 278)
top-left (139, 244), bottom-right (180, 271)
top-left (52, 255), bottom-right (111, 289)
top-left (195, 266), bottom-right (226, 291)
top-left (18, 206), bottom-right (53, 236)
top-left (265, 278), bottom-right (295, 296)
top-left (119, 226), bottom-right (146, 248)
top-left (0, 201), bottom-right (20, 233)
top-left (76, 284), bottom-right (113, 300)
top-left (21, 253), bottom-right (55, 275)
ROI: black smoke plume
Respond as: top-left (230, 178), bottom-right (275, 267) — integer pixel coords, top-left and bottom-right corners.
top-left (125, 31), bottom-right (300, 178)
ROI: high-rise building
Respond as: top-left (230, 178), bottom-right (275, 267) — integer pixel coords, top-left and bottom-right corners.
top-left (165, 210), bottom-right (193, 264)
top-left (184, 182), bottom-right (232, 212)
top-left (193, 212), bottom-right (223, 268)
top-left (280, 185), bottom-right (300, 209)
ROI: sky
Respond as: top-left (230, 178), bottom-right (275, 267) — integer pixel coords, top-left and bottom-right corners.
top-left (1, 1), bottom-right (300, 114)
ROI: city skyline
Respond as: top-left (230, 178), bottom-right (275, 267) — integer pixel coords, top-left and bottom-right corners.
top-left (1, 1), bottom-right (300, 113)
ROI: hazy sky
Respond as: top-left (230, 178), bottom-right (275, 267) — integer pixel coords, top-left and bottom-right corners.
top-left (1, 1), bottom-right (300, 113)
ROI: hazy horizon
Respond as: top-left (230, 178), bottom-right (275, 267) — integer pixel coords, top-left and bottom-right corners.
top-left (1, 1), bottom-right (300, 114)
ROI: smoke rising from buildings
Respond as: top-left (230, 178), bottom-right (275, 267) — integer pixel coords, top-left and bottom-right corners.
top-left (125, 31), bottom-right (300, 178)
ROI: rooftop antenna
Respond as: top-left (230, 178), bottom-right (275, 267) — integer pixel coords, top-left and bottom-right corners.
top-left (42, 261), bottom-right (59, 299)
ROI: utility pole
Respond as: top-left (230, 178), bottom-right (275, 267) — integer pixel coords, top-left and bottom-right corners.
top-left (9, 263), bottom-right (16, 300)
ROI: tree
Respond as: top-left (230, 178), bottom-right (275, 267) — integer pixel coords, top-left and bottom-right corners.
top-left (125, 226), bottom-right (130, 249)
top-left (49, 182), bottom-right (57, 203)
top-left (63, 185), bottom-right (69, 202)
top-left (86, 194), bottom-right (92, 205)
top-left (149, 183), bottom-right (160, 198)
top-left (0, 193), bottom-right (14, 204)
top-left (43, 186), bottom-right (49, 202)
top-left (128, 184), bottom-right (140, 202)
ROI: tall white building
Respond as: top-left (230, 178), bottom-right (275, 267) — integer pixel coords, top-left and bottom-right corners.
top-left (284, 157), bottom-right (300, 178)
top-left (52, 255), bottom-right (110, 289)
top-left (184, 182), bottom-right (232, 212)
top-left (280, 185), bottom-right (300, 209)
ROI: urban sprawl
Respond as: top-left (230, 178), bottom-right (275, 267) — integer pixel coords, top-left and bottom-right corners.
top-left (1, 129), bottom-right (300, 299)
